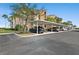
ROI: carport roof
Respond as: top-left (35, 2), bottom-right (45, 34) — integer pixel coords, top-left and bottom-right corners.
top-left (30, 20), bottom-right (64, 26)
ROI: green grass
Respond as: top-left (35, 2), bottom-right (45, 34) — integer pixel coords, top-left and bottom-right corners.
top-left (75, 28), bottom-right (79, 29)
top-left (0, 28), bottom-right (15, 33)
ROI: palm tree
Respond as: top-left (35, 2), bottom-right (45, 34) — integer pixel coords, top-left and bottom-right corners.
top-left (9, 13), bottom-right (18, 28)
top-left (73, 25), bottom-right (76, 27)
top-left (11, 3), bottom-right (37, 32)
top-left (2, 14), bottom-right (8, 18)
top-left (55, 17), bottom-right (63, 23)
top-left (2, 14), bottom-right (8, 28)
top-left (47, 15), bottom-right (63, 24)
top-left (47, 16), bottom-right (55, 22)
top-left (67, 21), bottom-right (73, 25)
top-left (2, 14), bottom-right (16, 28)
top-left (62, 22), bottom-right (69, 25)
top-left (47, 16), bottom-right (57, 23)
top-left (63, 21), bottom-right (73, 26)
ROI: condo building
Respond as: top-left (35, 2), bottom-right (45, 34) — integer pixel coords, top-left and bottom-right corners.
top-left (12, 9), bottom-right (47, 29)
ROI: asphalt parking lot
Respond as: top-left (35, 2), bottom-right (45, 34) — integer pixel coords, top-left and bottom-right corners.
top-left (0, 31), bottom-right (79, 55)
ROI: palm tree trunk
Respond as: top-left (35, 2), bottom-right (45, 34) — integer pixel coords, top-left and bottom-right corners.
top-left (23, 18), bottom-right (28, 33)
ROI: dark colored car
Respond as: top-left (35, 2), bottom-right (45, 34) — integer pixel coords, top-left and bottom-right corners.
top-left (53, 27), bottom-right (59, 32)
top-left (53, 29), bottom-right (59, 32)
top-left (47, 28), bottom-right (53, 32)
top-left (30, 26), bottom-right (44, 34)
top-left (47, 27), bottom-right (59, 32)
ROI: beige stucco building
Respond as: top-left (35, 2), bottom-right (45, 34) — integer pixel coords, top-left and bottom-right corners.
top-left (12, 9), bottom-right (64, 32)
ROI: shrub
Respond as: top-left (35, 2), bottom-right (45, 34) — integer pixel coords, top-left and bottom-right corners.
top-left (15, 24), bottom-right (23, 31)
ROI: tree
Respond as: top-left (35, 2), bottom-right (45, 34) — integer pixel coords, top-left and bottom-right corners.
top-left (11, 3), bottom-right (37, 32)
top-left (67, 21), bottom-right (72, 25)
top-left (55, 17), bottom-right (63, 23)
top-left (2, 14), bottom-right (9, 28)
top-left (15, 24), bottom-right (23, 31)
top-left (2, 14), bottom-right (8, 19)
top-left (9, 15), bottom-right (17, 28)
top-left (73, 25), bottom-right (77, 28)
top-left (63, 21), bottom-right (73, 26)
top-left (47, 16), bottom-right (55, 22)
top-left (47, 15), bottom-right (63, 23)
top-left (2, 14), bottom-right (16, 28)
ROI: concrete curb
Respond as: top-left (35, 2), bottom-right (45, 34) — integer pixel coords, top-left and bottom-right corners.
top-left (14, 31), bottom-right (68, 38)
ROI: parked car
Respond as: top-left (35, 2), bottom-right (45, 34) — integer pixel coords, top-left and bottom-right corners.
top-left (30, 26), bottom-right (44, 34)
top-left (63, 28), bottom-right (68, 31)
top-left (47, 28), bottom-right (52, 32)
top-left (59, 28), bottom-right (64, 31)
top-left (53, 27), bottom-right (59, 32)
top-left (47, 27), bottom-right (59, 32)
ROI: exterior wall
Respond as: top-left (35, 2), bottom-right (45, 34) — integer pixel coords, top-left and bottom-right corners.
top-left (12, 18), bottom-right (20, 28)
top-left (12, 18), bottom-right (25, 28)
top-left (34, 10), bottom-right (46, 21)
top-left (39, 10), bottom-right (46, 21)
top-left (34, 15), bottom-right (39, 20)
top-left (27, 23), bottom-right (33, 29)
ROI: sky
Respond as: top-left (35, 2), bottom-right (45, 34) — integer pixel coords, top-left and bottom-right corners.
top-left (0, 3), bottom-right (79, 28)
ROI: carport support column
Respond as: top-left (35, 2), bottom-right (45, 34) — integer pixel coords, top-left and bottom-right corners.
top-left (59, 26), bottom-right (61, 30)
top-left (37, 21), bottom-right (38, 34)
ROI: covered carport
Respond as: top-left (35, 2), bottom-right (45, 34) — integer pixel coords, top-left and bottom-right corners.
top-left (30, 20), bottom-right (64, 34)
